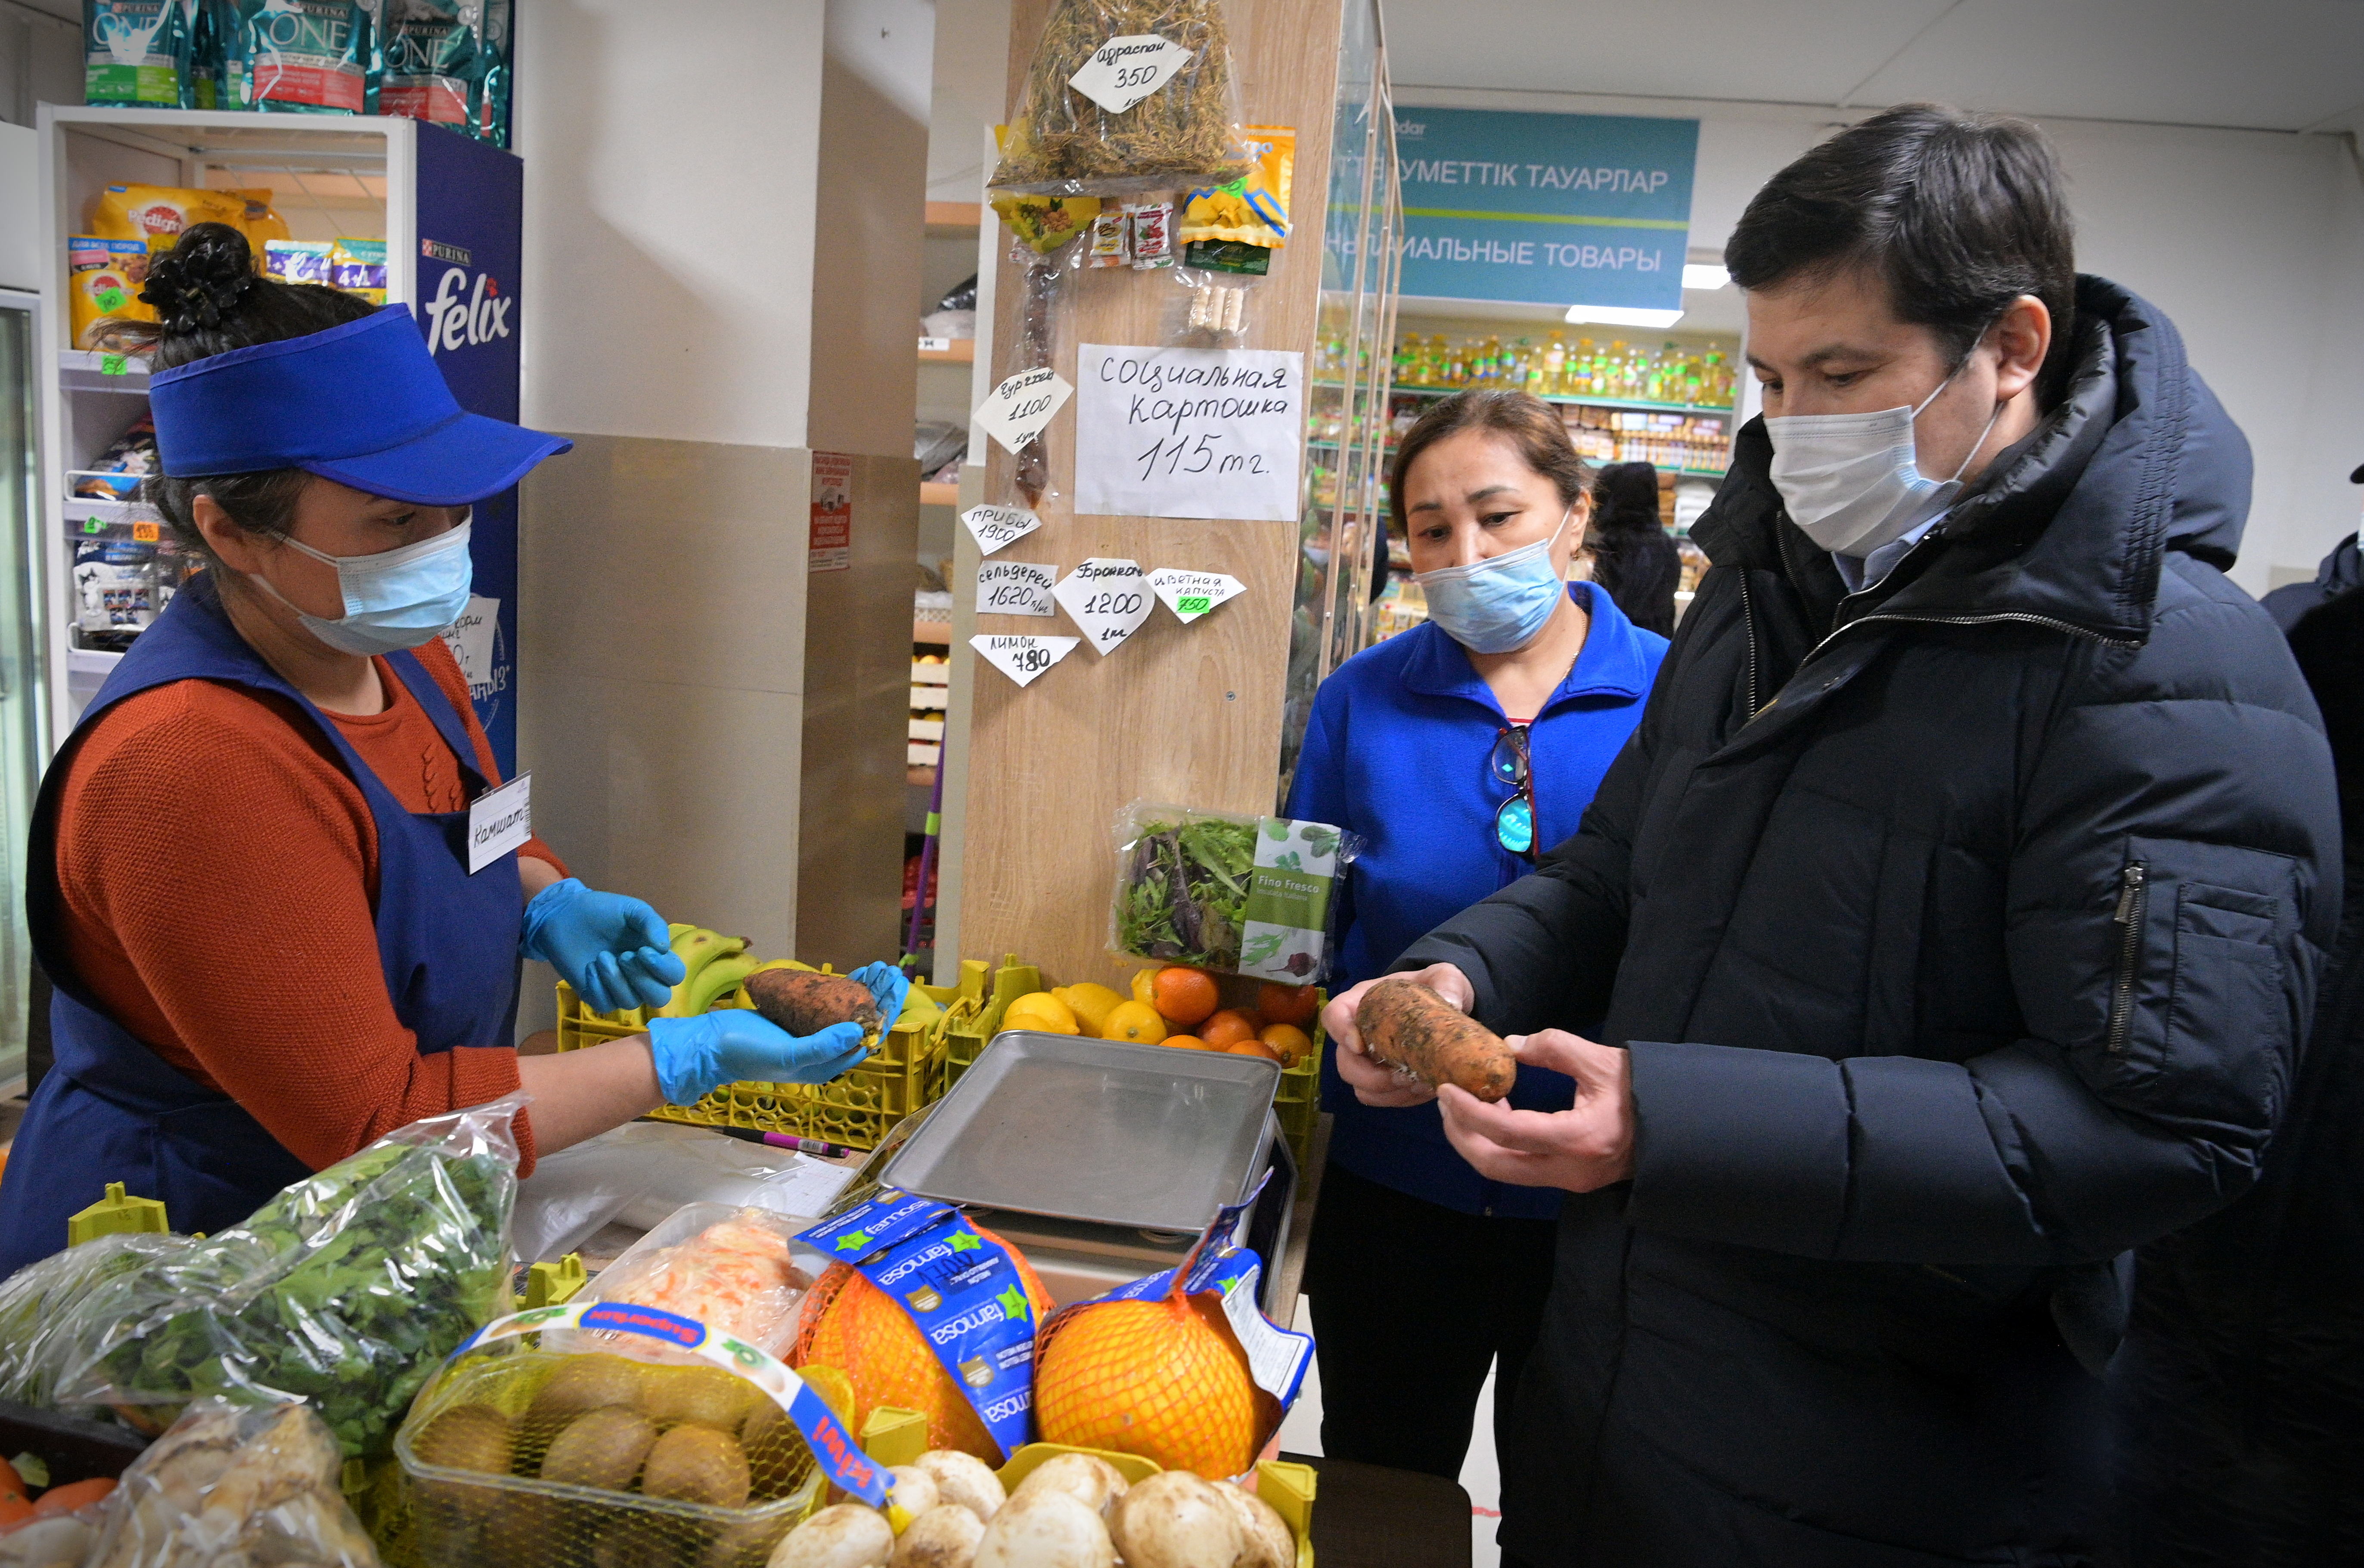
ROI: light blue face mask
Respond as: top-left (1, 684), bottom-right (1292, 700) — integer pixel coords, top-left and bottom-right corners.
top-left (253, 520), bottom-right (475, 658)
top-left (1415, 507), bottom-right (1573, 655)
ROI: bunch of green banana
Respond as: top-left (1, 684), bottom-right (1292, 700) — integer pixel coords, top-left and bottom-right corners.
top-left (660, 925), bottom-right (758, 1017)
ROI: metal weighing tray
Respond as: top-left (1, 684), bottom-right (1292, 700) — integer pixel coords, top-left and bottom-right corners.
top-left (881, 1031), bottom-right (1282, 1233)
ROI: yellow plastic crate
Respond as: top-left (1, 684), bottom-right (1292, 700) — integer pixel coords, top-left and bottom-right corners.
top-left (556, 969), bottom-right (956, 1151)
top-left (940, 954), bottom-right (1040, 1089)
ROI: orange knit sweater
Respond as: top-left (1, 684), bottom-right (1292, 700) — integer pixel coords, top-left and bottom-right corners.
top-left (53, 636), bottom-right (551, 1175)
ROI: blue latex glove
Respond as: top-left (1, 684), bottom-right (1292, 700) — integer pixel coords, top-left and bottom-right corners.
top-left (850, 961), bottom-right (912, 1028)
top-left (521, 878), bottom-right (687, 1014)
top-left (645, 1013), bottom-right (869, 1104)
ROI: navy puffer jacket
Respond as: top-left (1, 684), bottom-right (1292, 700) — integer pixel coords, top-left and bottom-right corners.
top-left (1399, 277), bottom-right (2340, 1566)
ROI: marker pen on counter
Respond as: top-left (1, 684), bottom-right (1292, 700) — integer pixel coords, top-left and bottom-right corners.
top-left (690, 1123), bottom-right (859, 1159)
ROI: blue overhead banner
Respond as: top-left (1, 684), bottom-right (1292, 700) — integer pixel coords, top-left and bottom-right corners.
top-left (1392, 109), bottom-right (1698, 310)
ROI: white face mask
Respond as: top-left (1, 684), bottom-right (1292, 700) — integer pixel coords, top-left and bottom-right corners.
top-left (250, 521), bottom-right (475, 658)
top-left (1765, 354), bottom-right (2004, 558)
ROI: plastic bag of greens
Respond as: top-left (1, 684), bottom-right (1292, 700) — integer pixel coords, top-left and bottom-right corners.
top-left (1109, 800), bottom-right (1360, 984)
top-left (48, 1096), bottom-right (524, 1459)
top-left (989, 0), bottom-right (1250, 197)
top-left (0, 1230), bottom-right (192, 1410)
top-left (86, 1399), bottom-right (378, 1568)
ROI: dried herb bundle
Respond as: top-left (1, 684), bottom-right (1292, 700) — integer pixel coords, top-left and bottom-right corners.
top-left (994, 0), bottom-right (1249, 193)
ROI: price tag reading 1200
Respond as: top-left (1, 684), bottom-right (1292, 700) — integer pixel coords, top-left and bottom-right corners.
top-left (1052, 558), bottom-right (1156, 655)
top-left (971, 633), bottom-right (1080, 688)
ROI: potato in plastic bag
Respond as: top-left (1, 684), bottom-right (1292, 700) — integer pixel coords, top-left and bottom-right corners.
top-left (85, 1399), bottom-right (378, 1568)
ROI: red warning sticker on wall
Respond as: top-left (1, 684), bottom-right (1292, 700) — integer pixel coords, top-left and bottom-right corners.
top-left (810, 452), bottom-right (853, 573)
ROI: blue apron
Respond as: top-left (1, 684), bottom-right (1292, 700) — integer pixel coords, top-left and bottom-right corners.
top-left (0, 573), bottom-right (521, 1278)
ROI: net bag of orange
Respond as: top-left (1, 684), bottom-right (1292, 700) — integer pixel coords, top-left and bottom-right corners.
top-left (791, 1193), bottom-right (1050, 1464)
top-left (1033, 1182), bottom-right (1312, 1478)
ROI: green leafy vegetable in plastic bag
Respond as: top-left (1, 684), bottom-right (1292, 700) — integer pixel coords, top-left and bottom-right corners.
top-left (41, 1097), bottom-right (523, 1459)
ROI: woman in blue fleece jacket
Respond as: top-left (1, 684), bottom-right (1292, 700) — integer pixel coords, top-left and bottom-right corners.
top-left (1285, 390), bottom-right (1666, 1479)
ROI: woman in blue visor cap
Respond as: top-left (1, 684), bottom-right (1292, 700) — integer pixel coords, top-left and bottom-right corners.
top-left (1282, 389), bottom-right (1668, 1479)
top-left (0, 225), bottom-right (904, 1277)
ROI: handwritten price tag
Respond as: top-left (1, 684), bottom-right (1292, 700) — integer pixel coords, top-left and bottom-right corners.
top-left (1052, 558), bottom-right (1155, 656)
top-left (1073, 345), bottom-right (1304, 521)
top-left (972, 633), bottom-right (1080, 688)
top-left (974, 367), bottom-right (1073, 456)
top-left (977, 560), bottom-right (1055, 617)
top-left (1067, 34), bottom-right (1194, 114)
top-left (1148, 568), bottom-right (1245, 625)
top-left (960, 504), bottom-right (1042, 557)
top-left (130, 521), bottom-right (160, 543)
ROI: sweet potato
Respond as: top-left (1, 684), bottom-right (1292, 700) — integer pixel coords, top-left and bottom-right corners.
top-left (744, 970), bottom-right (881, 1038)
top-left (1355, 978), bottom-right (1514, 1100)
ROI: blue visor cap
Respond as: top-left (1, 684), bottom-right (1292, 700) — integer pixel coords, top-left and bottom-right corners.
top-left (149, 303), bottom-right (571, 505)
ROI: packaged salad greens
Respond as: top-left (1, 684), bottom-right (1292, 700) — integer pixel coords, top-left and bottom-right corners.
top-left (44, 1097), bottom-right (524, 1460)
top-left (990, 0), bottom-right (1250, 196)
top-left (1109, 801), bottom-right (1359, 984)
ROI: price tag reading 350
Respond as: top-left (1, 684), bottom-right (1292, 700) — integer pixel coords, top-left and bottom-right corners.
top-left (974, 367), bottom-right (1074, 456)
top-left (1053, 558), bottom-right (1156, 655)
top-left (1067, 34), bottom-right (1194, 115)
top-left (971, 633), bottom-right (1080, 688)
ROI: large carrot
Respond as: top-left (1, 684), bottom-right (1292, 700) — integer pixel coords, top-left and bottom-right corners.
top-left (1355, 979), bottom-right (1516, 1100)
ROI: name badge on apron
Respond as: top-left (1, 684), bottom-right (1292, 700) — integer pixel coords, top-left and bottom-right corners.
top-left (468, 773), bottom-right (532, 874)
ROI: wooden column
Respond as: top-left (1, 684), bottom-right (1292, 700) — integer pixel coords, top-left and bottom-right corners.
top-left (952, 0), bottom-right (1348, 989)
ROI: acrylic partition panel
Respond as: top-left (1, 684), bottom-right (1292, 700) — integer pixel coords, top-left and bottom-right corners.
top-left (0, 299), bottom-right (47, 1084)
top-left (1279, 0), bottom-right (1400, 800)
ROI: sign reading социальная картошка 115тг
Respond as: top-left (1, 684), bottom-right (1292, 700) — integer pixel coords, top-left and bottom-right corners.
top-left (1392, 108), bottom-right (1699, 313)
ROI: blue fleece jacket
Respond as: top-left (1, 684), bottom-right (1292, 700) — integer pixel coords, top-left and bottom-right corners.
top-left (1284, 581), bottom-right (1666, 1217)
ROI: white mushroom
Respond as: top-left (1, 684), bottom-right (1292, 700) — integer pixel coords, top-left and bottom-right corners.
top-left (886, 1465), bottom-right (941, 1520)
top-left (909, 1450), bottom-right (1007, 1524)
top-left (1108, 1470), bottom-right (1246, 1568)
top-left (1217, 1481), bottom-right (1296, 1568)
top-left (890, 1504), bottom-right (987, 1568)
top-left (768, 1504), bottom-right (897, 1568)
top-left (973, 1490), bottom-right (1114, 1568)
top-left (1011, 1453), bottom-right (1129, 1520)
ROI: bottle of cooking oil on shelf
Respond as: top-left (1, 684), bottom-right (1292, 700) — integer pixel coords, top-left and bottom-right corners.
top-left (1542, 332), bottom-right (1567, 397)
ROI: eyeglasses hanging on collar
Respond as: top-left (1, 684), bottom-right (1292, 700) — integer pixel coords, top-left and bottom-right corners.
top-left (1490, 724), bottom-right (1537, 861)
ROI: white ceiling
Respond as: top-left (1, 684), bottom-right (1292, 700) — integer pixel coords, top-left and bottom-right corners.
top-left (1384, 0), bottom-right (2364, 133)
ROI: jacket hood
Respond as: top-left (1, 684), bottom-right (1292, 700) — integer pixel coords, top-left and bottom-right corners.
top-left (1694, 276), bottom-right (2252, 645)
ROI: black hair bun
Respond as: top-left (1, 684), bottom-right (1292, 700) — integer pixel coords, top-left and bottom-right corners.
top-left (140, 222), bottom-right (257, 335)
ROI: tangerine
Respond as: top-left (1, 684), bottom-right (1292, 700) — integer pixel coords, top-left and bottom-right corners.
top-left (1163, 1032), bottom-right (1205, 1048)
top-left (1257, 982), bottom-right (1320, 1028)
top-left (1151, 967), bottom-right (1221, 1026)
top-left (792, 1225), bottom-right (1049, 1463)
top-left (1198, 1009), bottom-right (1260, 1050)
top-left (1226, 1040), bottom-right (1279, 1061)
top-left (1258, 1023), bottom-right (1314, 1066)
top-left (1034, 1292), bottom-right (1268, 1478)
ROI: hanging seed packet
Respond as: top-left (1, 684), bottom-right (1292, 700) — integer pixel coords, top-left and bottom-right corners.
top-left (84, 0), bottom-right (191, 108)
top-left (990, 0), bottom-right (1251, 196)
top-left (474, 0), bottom-right (512, 143)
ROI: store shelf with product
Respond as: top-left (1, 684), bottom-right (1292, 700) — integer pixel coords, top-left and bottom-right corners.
top-left (34, 106), bottom-right (525, 759)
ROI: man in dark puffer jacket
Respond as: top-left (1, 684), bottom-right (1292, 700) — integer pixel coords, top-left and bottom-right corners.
top-left (2109, 542), bottom-right (2364, 1562)
top-left (1322, 106), bottom-right (2339, 1566)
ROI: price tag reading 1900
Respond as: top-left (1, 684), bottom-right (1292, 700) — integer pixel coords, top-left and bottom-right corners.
top-left (960, 504), bottom-right (1042, 558)
top-left (971, 633), bottom-right (1080, 688)
top-left (1052, 558), bottom-right (1155, 656)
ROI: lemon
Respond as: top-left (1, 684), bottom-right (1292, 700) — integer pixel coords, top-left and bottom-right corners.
top-left (1100, 1000), bottom-right (1168, 1045)
top-left (1053, 982), bottom-right (1126, 1037)
top-left (1130, 967), bottom-right (1160, 1007)
top-left (1003, 991), bottom-right (1079, 1035)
